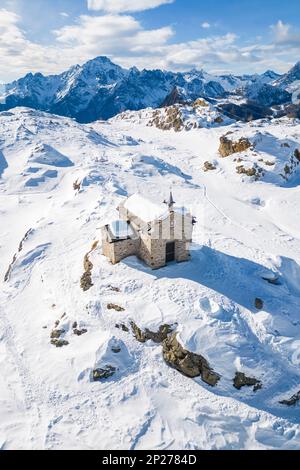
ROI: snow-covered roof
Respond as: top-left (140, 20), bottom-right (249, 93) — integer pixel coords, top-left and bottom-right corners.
top-left (109, 220), bottom-right (135, 239)
top-left (123, 194), bottom-right (168, 223)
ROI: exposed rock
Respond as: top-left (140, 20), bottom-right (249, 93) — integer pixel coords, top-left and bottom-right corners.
top-left (131, 322), bottom-right (173, 344)
top-left (160, 87), bottom-right (187, 107)
top-left (92, 365), bottom-right (116, 381)
top-left (73, 328), bottom-right (87, 336)
top-left (214, 116), bottom-right (224, 124)
top-left (218, 101), bottom-right (272, 122)
top-left (51, 339), bottom-right (69, 348)
top-left (148, 106), bottom-right (184, 132)
top-left (72, 321), bottom-right (78, 329)
top-left (108, 285), bottom-right (121, 292)
top-left (4, 231), bottom-right (34, 281)
top-left (203, 161), bottom-right (216, 172)
top-left (115, 323), bottom-right (129, 332)
top-left (233, 372), bottom-right (262, 391)
top-left (18, 228), bottom-right (33, 253)
top-left (50, 329), bottom-right (65, 339)
top-left (279, 151), bottom-right (300, 181)
top-left (219, 136), bottom-right (252, 157)
top-left (107, 303), bottom-right (125, 312)
top-left (236, 165), bottom-right (259, 177)
top-left (193, 98), bottom-right (209, 108)
top-left (255, 298), bottom-right (264, 310)
top-left (90, 240), bottom-right (99, 251)
top-left (162, 333), bottom-right (220, 386)
top-left (73, 179), bottom-right (81, 191)
top-left (80, 242), bottom-right (98, 292)
top-left (279, 390), bottom-right (300, 406)
top-left (80, 271), bottom-right (93, 291)
top-left (111, 346), bottom-right (121, 353)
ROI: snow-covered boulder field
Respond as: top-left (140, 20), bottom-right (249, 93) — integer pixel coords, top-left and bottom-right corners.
top-left (0, 107), bottom-right (300, 450)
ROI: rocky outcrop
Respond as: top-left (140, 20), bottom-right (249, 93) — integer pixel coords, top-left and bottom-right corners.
top-left (203, 161), bottom-right (216, 172)
top-left (236, 164), bottom-right (264, 180)
top-left (50, 329), bottom-right (65, 339)
top-left (73, 328), bottom-right (87, 336)
top-left (279, 390), bottom-right (300, 406)
top-left (80, 254), bottom-right (94, 291)
top-left (162, 333), bottom-right (220, 386)
top-left (233, 372), bottom-right (262, 391)
top-left (73, 179), bottom-right (81, 191)
top-left (51, 339), bottom-right (69, 348)
top-left (80, 241), bottom-right (98, 292)
top-left (192, 98), bottom-right (209, 108)
top-left (160, 87), bottom-right (187, 107)
top-left (149, 106), bottom-right (184, 132)
top-left (4, 228), bottom-right (33, 282)
top-left (280, 150), bottom-right (300, 181)
top-left (219, 135), bottom-right (252, 157)
top-left (107, 303), bottom-right (125, 312)
top-left (115, 323), bottom-right (129, 332)
top-left (131, 322), bottom-right (173, 344)
top-left (92, 366), bottom-right (116, 381)
top-left (255, 298), bottom-right (264, 310)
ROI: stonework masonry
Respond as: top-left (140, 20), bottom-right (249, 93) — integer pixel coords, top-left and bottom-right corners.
top-left (101, 194), bottom-right (194, 269)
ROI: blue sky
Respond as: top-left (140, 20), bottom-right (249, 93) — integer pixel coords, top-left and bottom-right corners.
top-left (0, 0), bottom-right (299, 81)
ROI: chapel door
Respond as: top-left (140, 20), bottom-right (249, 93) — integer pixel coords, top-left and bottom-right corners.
top-left (166, 241), bottom-right (175, 263)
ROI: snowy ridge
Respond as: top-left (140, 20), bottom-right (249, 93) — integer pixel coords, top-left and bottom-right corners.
top-left (112, 99), bottom-right (233, 131)
top-left (0, 107), bottom-right (300, 449)
top-left (1, 56), bottom-right (299, 124)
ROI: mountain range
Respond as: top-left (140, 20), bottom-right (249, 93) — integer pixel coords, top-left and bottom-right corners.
top-left (0, 56), bottom-right (299, 123)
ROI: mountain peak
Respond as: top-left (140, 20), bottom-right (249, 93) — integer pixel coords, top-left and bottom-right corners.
top-left (263, 70), bottom-right (280, 78)
top-left (84, 56), bottom-right (118, 67)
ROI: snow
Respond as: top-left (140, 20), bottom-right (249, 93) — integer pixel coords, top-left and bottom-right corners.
top-left (123, 193), bottom-right (168, 223)
top-left (0, 107), bottom-right (300, 450)
top-left (0, 56), bottom-right (289, 124)
top-left (109, 220), bottom-right (135, 239)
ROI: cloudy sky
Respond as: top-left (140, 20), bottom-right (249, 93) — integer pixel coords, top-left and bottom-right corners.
top-left (0, 0), bottom-right (300, 82)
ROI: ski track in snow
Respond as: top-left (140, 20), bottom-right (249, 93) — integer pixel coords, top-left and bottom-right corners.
top-left (0, 108), bottom-right (300, 449)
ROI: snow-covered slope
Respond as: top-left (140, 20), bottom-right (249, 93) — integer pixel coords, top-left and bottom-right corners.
top-left (1, 107), bottom-right (300, 450)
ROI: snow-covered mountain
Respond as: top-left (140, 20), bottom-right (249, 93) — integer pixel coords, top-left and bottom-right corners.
top-left (1, 106), bottom-right (300, 450)
top-left (1, 56), bottom-right (297, 124)
top-left (274, 61), bottom-right (300, 92)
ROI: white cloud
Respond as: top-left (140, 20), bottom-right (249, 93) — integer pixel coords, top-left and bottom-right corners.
top-left (60, 12), bottom-right (69, 18)
top-left (271, 20), bottom-right (300, 46)
top-left (87, 0), bottom-right (174, 13)
top-left (0, 8), bottom-right (299, 83)
top-left (201, 22), bottom-right (211, 29)
top-left (55, 14), bottom-right (141, 45)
